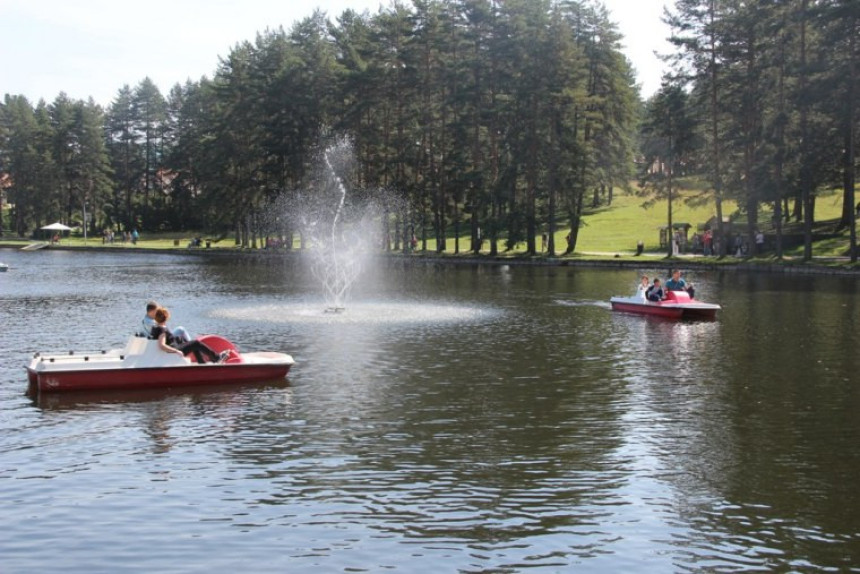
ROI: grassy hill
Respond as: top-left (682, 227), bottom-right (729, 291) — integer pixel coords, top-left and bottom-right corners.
top-left (574, 191), bottom-right (732, 254)
top-left (575, 188), bottom-right (849, 257)
top-left (426, 185), bottom-right (850, 259)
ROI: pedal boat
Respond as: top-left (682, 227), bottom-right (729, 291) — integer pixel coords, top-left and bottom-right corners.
top-left (26, 334), bottom-right (294, 393)
top-left (610, 289), bottom-right (720, 319)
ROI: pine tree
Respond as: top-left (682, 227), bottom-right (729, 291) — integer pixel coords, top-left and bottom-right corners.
top-left (133, 78), bottom-right (167, 230)
top-left (666, 0), bottom-right (730, 254)
top-left (106, 85), bottom-right (141, 230)
top-left (820, 0), bottom-right (859, 261)
top-left (0, 95), bottom-right (57, 235)
top-left (639, 80), bottom-right (697, 258)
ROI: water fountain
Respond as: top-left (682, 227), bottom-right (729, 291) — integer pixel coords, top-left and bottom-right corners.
top-left (213, 135), bottom-right (497, 328)
top-left (300, 136), bottom-right (373, 313)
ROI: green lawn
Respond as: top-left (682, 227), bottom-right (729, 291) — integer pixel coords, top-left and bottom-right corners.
top-left (427, 186), bottom-right (850, 258)
top-left (573, 191), bottom-right (735, 254)
top-left (1, 187), bottom-right (854, 260)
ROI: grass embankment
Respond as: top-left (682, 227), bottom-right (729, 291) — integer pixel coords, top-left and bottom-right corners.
top-left (1, 187), bottom-right (855, 266)
top-left (0, 234), bottom-right (231, 251)
top-left (429, 187), bottom-right (853, 262)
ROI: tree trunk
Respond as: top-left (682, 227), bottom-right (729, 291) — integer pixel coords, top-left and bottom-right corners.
top-left (526, 98), bottom-right (539, 255)
top-left (774, 6), bottom-right (788, 259)
top-left (800, 0), bottom-right (814, 261)
top-left (709, 0), bottom-right (727, 257)
top-left (547, 110), bottom-right (559, 256)
top-left (566, 184), bottom-right (584, 254)
top-left (846, 11), bottom-right (858, 262)
top-left (453, 212), bottom-right (459, 255)
top-left (667, 157), bottom-right (674, 259)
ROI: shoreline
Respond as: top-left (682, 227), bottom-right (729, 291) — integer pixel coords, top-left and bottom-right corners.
top-left (2, 242), bottom-right (858, 276)
top-left (394, 252), bottom-right (860, 276)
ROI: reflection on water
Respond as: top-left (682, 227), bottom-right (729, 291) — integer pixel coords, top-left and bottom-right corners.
top-left (212, 300), bottom-right (497, 325)
top-left (30, 379), bottom-right (291, 412)
top-left (1, 249), bottom-right (860, 572)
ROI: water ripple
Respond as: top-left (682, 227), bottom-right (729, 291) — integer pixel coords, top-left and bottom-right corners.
top-left (3, 251), bottom-right (860, 572)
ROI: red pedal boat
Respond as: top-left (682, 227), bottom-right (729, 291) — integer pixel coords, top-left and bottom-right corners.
top-left (26, 334), bottom-right (294, 393)
top-left (610, 290), bottom-right (720, 319)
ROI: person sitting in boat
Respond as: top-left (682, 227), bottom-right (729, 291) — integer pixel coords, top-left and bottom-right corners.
top-left (171, 326), bottom-right (192, 345)
top-left (665, 269), bottom-right (695, 298)
top-left (645, 278), bottom-right (664, 302)
top-left (152, 307), bottom-right (225, 364)
top-left (140, 300), bottom-right (159, 338)
top-left (636, 275), bottom-right (650, 300)
top-left (140, 300), bottom-right (192, 343)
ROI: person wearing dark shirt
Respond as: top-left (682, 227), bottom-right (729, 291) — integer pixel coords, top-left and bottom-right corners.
top-left (646, 278), bottom-right (664, 302)
top-left (152, 307), bottom-right (223, 364)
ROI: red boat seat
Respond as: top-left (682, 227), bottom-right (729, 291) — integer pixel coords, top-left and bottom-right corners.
top-left (666, 290), bottom-right (692, 303)
top-left (196, 334), bottom-right (242, 363)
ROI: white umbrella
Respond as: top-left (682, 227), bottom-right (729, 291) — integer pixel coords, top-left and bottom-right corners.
top-left (41, 222), bottom-right (73, 231)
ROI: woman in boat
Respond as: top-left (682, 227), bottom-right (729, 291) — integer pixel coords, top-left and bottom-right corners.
top-left (152, 307), bottom-right (223, 364)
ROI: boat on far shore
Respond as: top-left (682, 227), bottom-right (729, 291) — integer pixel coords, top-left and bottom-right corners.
top-left (610, 289), bottom-right (720, 319)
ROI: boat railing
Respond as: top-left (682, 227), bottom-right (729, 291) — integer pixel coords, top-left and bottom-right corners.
top-left (32, 350), bottom-right (120, 363)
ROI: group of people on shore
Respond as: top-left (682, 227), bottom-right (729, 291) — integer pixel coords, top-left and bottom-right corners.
top-left (103, 229), bottom-right (139, 244)
top-left (140, 301), bottom-right (227, 364)
top-left (637, 269), bottom-right (695, 302)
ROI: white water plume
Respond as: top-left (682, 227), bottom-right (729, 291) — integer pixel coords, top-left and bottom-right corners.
top-left (300, 136), bottom-right (377, 311)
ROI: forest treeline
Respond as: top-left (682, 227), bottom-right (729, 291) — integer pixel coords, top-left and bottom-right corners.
top-left (0, 0), bottom-right (857, 260)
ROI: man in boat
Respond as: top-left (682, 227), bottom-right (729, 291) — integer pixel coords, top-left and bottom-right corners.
top-left (665, 269), bottom-right (695, 298)
top-left (140, 301), bottom-right (159, 337)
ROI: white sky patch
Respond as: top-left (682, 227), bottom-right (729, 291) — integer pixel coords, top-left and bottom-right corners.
top-left (1, 0), bottom-right (669, 106)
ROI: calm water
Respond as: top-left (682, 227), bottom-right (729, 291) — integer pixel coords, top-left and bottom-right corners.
top-left (1, 248), bottom-right (859, 573)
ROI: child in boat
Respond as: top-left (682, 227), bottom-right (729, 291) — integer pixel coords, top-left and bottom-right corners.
top-left (636, 275), bottom-right (649, 300)
top-left (646, 278), bottom-right (664, 302)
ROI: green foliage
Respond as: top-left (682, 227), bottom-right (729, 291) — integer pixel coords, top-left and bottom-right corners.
top-left (666, 0), bottom-right (859, 260)
top-left (1, 0), bottom-right (855, 262)
top-left (0, 0), bottom-right (641, 253)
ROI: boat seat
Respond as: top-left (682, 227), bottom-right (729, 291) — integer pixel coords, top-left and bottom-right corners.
top-left (666, 290), bottom-right (692, 303)
top-left (123, 337), bottom-right (149, 356)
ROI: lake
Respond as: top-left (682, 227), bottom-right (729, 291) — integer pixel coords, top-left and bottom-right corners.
top-left (1, 248), bottom-right (859, 572)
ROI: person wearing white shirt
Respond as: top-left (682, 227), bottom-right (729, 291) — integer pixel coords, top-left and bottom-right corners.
top-left (140, 300), bottom-right (159, 338)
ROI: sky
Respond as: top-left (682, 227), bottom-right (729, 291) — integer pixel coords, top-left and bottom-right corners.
top-left (1, 0), bottom-right (672, 108)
